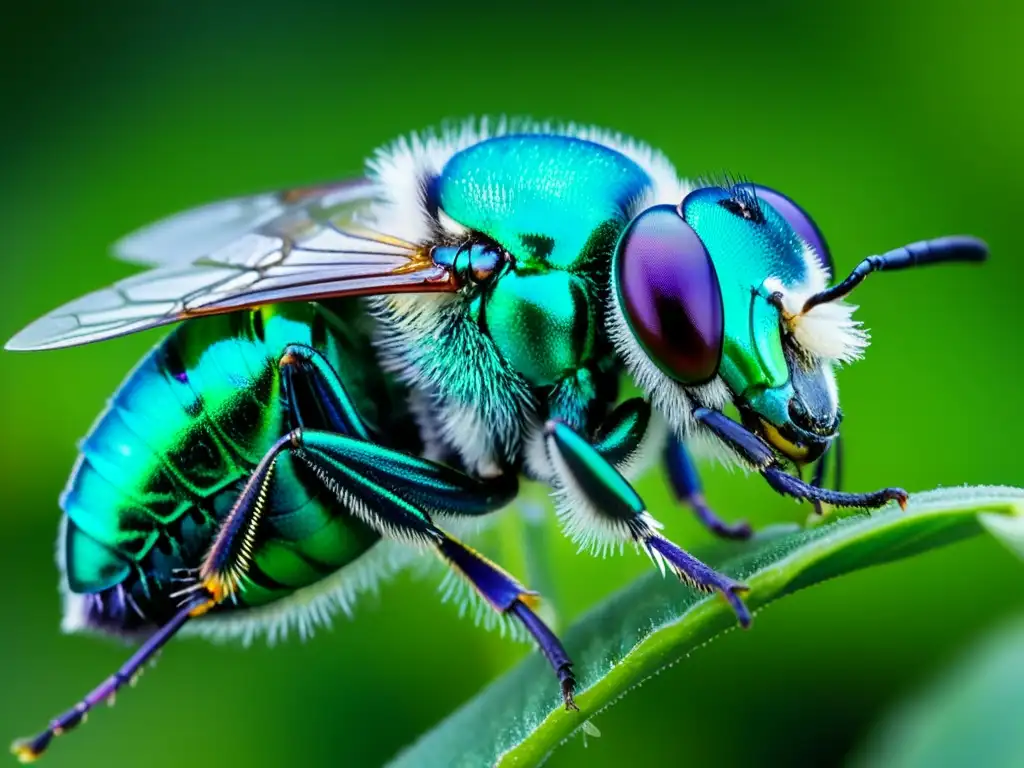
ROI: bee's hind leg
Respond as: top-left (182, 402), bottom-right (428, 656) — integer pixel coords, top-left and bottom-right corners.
top-left (10, 594), bottom-right (209, 763)
top-left (11, 438), bottom-right (292, 763)
top-left (665, 434), bottom-right (752, 540)
top-left (13, 427), bottom-right (324, 762)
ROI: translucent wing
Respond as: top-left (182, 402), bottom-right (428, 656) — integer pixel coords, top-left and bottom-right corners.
top-left (113, 180), bottom-right (365, 266)
top-left (7, 179), bottom-right (455, 351)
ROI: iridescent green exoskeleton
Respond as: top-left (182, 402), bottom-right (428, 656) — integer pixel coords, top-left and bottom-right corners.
top-left (5, 119), bottom-right (987, 762)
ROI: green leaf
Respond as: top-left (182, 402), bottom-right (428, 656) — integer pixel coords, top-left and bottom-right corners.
top-left (388, 486), bottom-right (1024, 768)
top-left (851, 614), bottom-right (1024, 768)
top-left (980, 511), bottom-right (1024, 560)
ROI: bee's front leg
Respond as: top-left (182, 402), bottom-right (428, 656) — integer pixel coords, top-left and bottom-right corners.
top-left (544, 414), bottom-right (751, 629)
top-left (693, 408), bottom-right (907, 510)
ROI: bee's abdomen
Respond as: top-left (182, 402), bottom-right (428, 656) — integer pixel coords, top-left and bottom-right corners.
top-left (61, 313), bottom-right (278, 594)
top-left (60, 305), bottom-right (386, 629)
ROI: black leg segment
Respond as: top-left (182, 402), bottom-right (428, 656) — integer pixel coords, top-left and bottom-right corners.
top-left (802, 235), bottom-right (987, 312)
top-left (279, 343), bottom-right (372, 440)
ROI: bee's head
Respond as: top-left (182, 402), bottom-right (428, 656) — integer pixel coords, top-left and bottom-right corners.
top-left (610, 182), bottom-right (862, 464)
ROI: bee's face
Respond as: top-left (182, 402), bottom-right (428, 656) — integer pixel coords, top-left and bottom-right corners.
top-left (738, 351), bottom-right (841, 464)
top-left (613, 183), bottom-right (857, 464)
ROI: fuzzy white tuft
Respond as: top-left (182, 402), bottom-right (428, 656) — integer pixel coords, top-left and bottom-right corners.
top-left (181, 540), bottom-right (415, 646)
top-left (61, 591), bottom-right (90, 635)
top-left (371, 293), bottom-right (536, 476)
top-left (764, 246), bottom-right (870, 364)
top-left (522, 413), bottom-right (556, 483)
top-left (547, 432), bottom-right (663, 557)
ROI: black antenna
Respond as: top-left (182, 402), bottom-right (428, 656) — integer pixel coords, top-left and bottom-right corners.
top-left (802, 235), bottom-right (988, 313)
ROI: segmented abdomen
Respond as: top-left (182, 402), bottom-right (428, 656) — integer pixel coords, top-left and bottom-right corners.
top-left (61, 303), bottom-right (383, 632)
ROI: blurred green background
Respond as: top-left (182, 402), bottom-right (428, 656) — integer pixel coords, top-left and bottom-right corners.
top-left (1, 1), bottom-right (1021, 766)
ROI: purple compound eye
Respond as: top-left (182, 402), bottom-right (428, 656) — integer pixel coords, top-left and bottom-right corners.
top-left (614, 205), bottom-right (724, 385)
top-left (738, 184), bottom-right (833, 275)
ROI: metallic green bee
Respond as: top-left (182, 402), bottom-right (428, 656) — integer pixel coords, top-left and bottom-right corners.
top-left (7, 119), bottom-right (986, 762)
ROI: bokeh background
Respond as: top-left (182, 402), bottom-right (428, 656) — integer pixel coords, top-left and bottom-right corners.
top-left (1, 1), bottom-right (1022, 766)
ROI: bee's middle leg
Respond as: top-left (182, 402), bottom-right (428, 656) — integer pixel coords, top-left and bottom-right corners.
top-left (544, 402), bottom-right (751, 628)
top-left (200, 341), bottom-right (578, 706)
top-left (191, 422), bottom-right (577, 708)
top-left (288, 429), bottom-right (577, 709)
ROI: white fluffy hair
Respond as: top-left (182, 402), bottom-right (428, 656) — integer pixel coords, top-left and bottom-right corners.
top-left (765, 244), bottom-right (869, 364)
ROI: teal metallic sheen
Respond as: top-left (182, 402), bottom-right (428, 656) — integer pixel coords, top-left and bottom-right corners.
top-left (547, 421), bottom-right (646, 521)
top-left (715, 288), bottom-right (789, 398)
top-left (745, 380), bottom-right (799, 432)
top-left (61, 301), bottom-right (396, 621)
top-left (438, 135), bottom-right (652, 270)
top-left (437, 135), bottom-right (655, 389)
top-left (484, 271), bottom-right (594, 387)
top-left (592, 399), bottom-right (651, 467)
top-left (11, 125), bottom-right (987, 764)
top-left (681, 187), bottom-right (809, 397)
